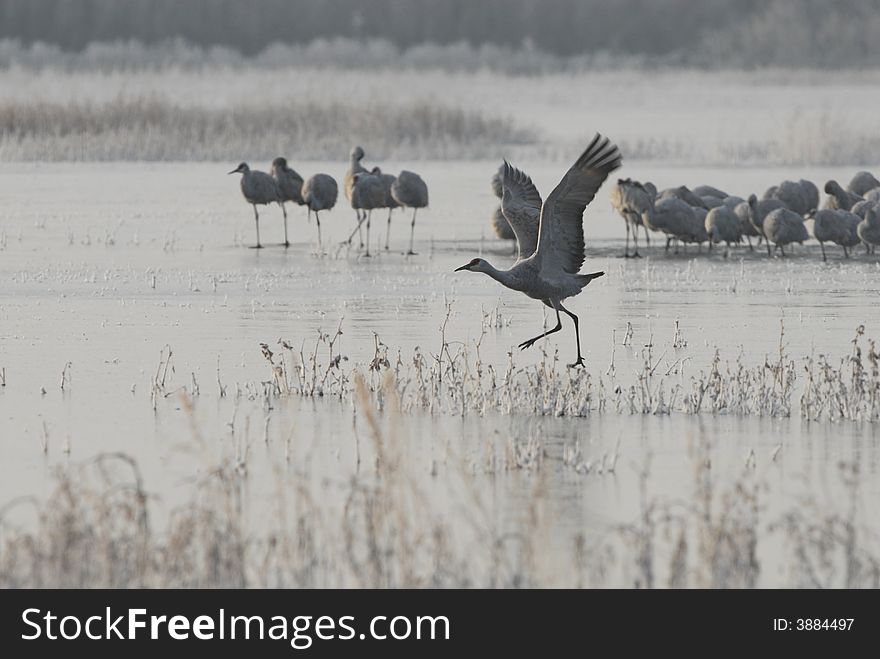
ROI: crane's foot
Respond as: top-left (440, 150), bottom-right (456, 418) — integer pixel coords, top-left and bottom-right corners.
top-left (406, 250), bottom-right (418, 256)
top-left (518, 338), bottom-right (539, 350)
top-left (567, 357), bottom-right (586, 369)
top-left (249, 244), bottom-right (263, 249)
top-left (283, 241), bottom-right (290, 249)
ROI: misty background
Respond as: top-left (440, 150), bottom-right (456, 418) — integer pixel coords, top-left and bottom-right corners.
top-left (2, 0), bottom-right (880, 69)
top-left (2, 0), bottom-right (880, 163)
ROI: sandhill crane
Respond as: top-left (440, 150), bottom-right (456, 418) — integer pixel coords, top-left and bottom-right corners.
top-left (271, 157), bottom-right (305, 248)
top-left (491, 205), bottom-right (516, 240)
top-left (824, 180), bottom-right (862, 211)
top-left (228, 162), bottom-right (281, 249)
top-left (705, 205), bottom-right (742, 255)
top-left (609, 178), bottom-right (654, 258)
top-left (370, 167), bottom-right (399, 250)
top-left (641, 197), bottom-right (706, 253)
top-left (693, 185), bottom-right (729, 199)
top-left (851, 199), bottom-right (880, 220)
top-left (730, 198), bottom-right (759, 250)
top-left (391, 170), bottom-right (429, 255)
top-left (847, 171), bottom-right (880, 197)
top-left (763, 208), bottom-right (808, 256)
top-left (658, 185), bottom-right (709, 209)
top-left (344, 146), bottom-right (369, 246)
top-left (701, 196), bottom-right (726, 209)
top-left (767, 180), bottom-right (811, 215)
top-left (865, 188), bottom-right (880, 203)
top-left (857, 208), bottom-right (879, 254)
top-left (491, 164), bottom-right (504, 199)
top-left (745, 194), bottom-right (785, 255)
top-left (455, 134), bottom-right (621, 368)
top-left (347, 171), bottom-right (385, 256)
top-left (301, 173), bottom-right (338, 249)
top-left (800, 179), bottom-right (820, 212)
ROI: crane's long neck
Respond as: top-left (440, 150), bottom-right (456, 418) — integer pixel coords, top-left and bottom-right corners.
top-left (477, 261), bottom-right (517, 289)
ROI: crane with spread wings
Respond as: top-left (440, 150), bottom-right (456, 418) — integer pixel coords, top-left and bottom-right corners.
top-left (455, 134), bottom-right (621, 367)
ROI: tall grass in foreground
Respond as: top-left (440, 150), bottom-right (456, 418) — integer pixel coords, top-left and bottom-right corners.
top-left (0, 96), bottom-right (535, 161)
top-left (0, 375), bottom-right (877, 588)
top-left (1, 317), bottom-right (879, 587)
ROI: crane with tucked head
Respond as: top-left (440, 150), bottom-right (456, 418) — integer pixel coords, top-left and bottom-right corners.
top-left (455, 134), bottom-right (621, 368)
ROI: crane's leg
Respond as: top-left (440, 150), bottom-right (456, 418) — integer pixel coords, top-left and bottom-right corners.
top-left (365, 210), bottom-right (372, 257)
top-left (631, 218), bottom-right (641, 258)
top-left (622, 218), bottom-right (631, 258)
top-left (766, 239), bottom-right (772, 257)
top-left (408, 208), bottom-right (418, 255)
top-left (252, 204), bottom-right (262, 249)
top-left (281, 202), bottom-right (289, 248)
top-left (558, 302), bottom-right (585, 368)
top-left (385, 208), bottom-right (393, 250)
top-left (643, 224), bottom-right (651, 247)
top-left (518, 305), bottom-right (563, 351)
top-left (779, 245), bottom-right (785, 257)
top-left (315, 211), bottom-right (322, 250)
top-left (820, 241), bottom-right (826, 262)
top-left (843, 244), bottom-right (849, 258)
top-left (346, 210), bottom-right (365, 247)
top-left (746, 234), bottom-right (753, 251)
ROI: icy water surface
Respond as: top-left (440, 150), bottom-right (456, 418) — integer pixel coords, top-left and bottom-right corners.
top-left (0, 161), bottom-right (878, 586)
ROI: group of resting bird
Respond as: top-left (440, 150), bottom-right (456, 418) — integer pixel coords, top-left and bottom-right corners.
top-left (228, 148), bottom-right (428, 254)
top-left (596, 171), bottom-right (880, 260)
top-left (492, 166), bottom-right (880, 261)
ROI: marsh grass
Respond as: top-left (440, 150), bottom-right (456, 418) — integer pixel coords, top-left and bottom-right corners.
top-left (1, 379), bottom-right (877, 588)
top-left (264, 312), bottom-right (877, 423)
top-left (0, 96), bottom-right (535, 161)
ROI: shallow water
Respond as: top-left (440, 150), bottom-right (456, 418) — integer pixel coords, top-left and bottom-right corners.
top-left (0, 161), bottom-right (878, 586)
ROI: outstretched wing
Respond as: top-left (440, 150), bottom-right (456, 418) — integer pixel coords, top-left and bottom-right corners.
top-left (535, 134), bottom-right (622, 274)
top-left (500, 161), bottom-right (543, 261)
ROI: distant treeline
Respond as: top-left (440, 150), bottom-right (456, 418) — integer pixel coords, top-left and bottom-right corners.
top-left (1, 0), bottom-right (880, 68)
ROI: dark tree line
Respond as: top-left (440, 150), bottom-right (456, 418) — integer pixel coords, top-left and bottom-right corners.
top-left (1, 0), bottom-right (879, 66)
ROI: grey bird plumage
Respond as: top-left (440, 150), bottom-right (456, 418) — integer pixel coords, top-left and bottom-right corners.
top-left (857, 208), bottom-right (880, 254)
top-left (823, 180), bottom-right (862, 211)
top-left (608, 177), bottom-right (655, 257)
top-left (344, 146), bottom-right (369, 245)
top-left (808, 209), bottom-right (860, 259)
top-left (641, 197), bottom-right (707, 253)
top-left (391, 170), bottom-right (429, 255)
top-left (455, 134), bottom-right (622, 368)
top-left (490, 164), bottom-right (515, 241)
top-left (228, 162), bottom-right (281, 249)
top-left (271, 156), bottom-right (305, 248)
top-left (371, 166), bottom-right (400, 250)
top-left (301, 173), bottom-right (338, 249)
top-left (705, 205), bottom-right (742, 253)
top-left (348, 171), bottom-right (386, 256)
top-left (763, 208), bottom-right (808, 257)
top-left (745, 194), bottom-right (786, 255)
top-left (658, 185), bottom-right (709, 209)
top-left (693, 185), bottom-right (729, 199)
top-left (767, 180), bottom-right (812, 215)
top-left (847, 171), bottom-right (880, 197)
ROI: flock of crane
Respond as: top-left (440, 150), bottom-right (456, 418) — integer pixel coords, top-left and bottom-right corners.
top-left (228, 147), bottom-right (428, 254)
top-left (491, 167), bottom-right (880, 261)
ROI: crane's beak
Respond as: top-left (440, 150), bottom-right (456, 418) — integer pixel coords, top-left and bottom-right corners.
top-left (227, 169), bottom-right (238, 175)
top-left (454, 263), bottom-right (470, 272)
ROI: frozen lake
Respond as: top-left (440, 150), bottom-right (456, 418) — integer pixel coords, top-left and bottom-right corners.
top-left (0, 160), bottom-right (878, 587)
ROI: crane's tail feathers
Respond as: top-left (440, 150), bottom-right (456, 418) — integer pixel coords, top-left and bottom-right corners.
top-left (577, 271), bottom-right (605, 288)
